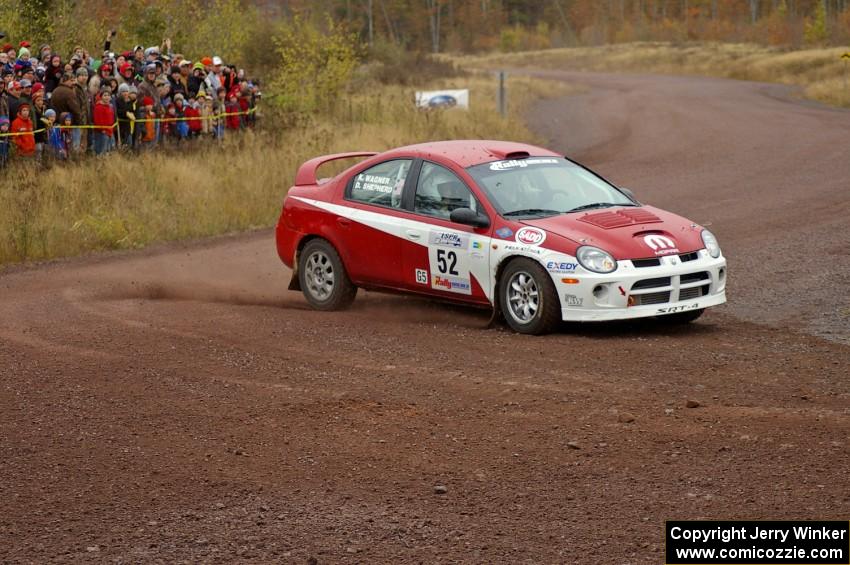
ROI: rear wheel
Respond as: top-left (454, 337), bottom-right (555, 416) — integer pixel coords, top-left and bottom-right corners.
top-left (659, 308), bottom-right (705, 324)
top-left (298, 239), bottom-right (356, 311)
top-left (498, 258), bottom-right (561, 335)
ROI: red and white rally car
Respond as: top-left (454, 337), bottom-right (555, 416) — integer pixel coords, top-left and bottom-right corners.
top-left (276, 140), bottom-right (726, 334)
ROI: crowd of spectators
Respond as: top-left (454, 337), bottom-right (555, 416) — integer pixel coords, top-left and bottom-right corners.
top-left (0, 32), bottom-right (261, 166)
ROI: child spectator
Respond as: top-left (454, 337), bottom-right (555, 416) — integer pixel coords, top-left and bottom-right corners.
top-left (115, 83), bottom-right (135, 148)
top-left (57, 112), bottom-right (73, 159)
top-left (162, 103), bottom-right (177, 142)
top-left (238, 83), bottom-right (250, 125)
top-left (0, 116), bottom-right (9, 167)
top-left (43, 108), bottom-right (64, 160)
top-left (184, 95), bottom-right (202, 138)
top-left (173, 93), bottom-right (189, 139)
top-left (11, 102), bottom-right (35, 157)
top-left (225, 89), bottom-right (241, 130)
top-left (92, 88), bottom-right (115, 155)
top-left (138, 96), bottom-right (156, 149)
top-left (213, 86), bottom-right (226, 138)
top-left (32, 91), bottom-right (48, 157)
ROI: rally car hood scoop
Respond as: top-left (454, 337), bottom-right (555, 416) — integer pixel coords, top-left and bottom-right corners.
top-left (577, 208), bottom-right (662, 229)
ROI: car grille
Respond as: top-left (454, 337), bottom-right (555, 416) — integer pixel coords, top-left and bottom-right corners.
top-left (631, 291), bottom-right (671, 305)
top-left (632, 252), bottom-right (700, 267)
top-left (630, 271), bottom-right (712, 306)
top-left (632, 277), bottom-right (670, 290)
top-left (632, 258), bottom-right (661, 268)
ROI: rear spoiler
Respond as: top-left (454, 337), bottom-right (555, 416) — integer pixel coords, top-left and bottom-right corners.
top-left (294, 152), bottom-right (378, 186)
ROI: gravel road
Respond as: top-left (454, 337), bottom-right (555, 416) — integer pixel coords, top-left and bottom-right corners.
top-left (1, 71), bottom-right (848, 563)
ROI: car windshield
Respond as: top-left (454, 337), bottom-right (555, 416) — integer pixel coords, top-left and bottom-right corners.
top-left (467, 157), bottom-right (635, 218)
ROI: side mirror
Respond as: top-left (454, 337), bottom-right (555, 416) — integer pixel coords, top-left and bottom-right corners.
top-left (450, 207), bottom-right (490, 228)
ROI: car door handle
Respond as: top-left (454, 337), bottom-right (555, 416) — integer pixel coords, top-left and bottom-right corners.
top-left (406, 230), bottom-right (421, 240)
top-left (337, 217), bottom-right (351, 227)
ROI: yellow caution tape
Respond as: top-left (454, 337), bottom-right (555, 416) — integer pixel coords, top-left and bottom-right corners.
top-left (0, 108), bottom-right (257, 138)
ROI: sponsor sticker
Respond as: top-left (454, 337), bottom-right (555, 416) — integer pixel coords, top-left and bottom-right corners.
top-left (642, 234), bottom-right (679, 256)
top-left (564, 294), bottom-right (583, 307)
top-left (429, 230), bottom-right (469, 249)
top-left (503, 244), bottom-right (544, 255)
top-left (489, 158), bottom-right (560, 171)
top-left (515, 227), bottom-right (546, 246)
top-left (433, 275), bottom-right (472, 295)
top-left (428, 230), bottom-right (472, 293)
top-left (495, 227), bottom-right (514, 239)
top-left (415, 269), bottom-right (428, 285)
top-left (472, 241), bottom-right (483, 250)
top-left (547, 261), bottom-right (578, 274)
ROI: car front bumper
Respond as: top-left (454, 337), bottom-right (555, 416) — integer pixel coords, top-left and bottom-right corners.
top-left (553, 250), bottom-right (727, 322)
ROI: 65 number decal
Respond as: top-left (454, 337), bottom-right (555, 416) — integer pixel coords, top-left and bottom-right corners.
top-left (436, 249), bottom-right (459, 275)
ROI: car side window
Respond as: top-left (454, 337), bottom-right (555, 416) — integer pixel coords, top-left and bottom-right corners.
top-left (348, 159), bottom-right (411, 209)
top-left (414, 162), bottom-right (478, 221)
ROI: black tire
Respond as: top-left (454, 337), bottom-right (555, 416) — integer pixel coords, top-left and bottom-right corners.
top-left (498, 258), bottom-right (561, 335)
top-left (659, 308), bottom-right (705, 324)
top-left (298, 239), bottom-right (357, 311)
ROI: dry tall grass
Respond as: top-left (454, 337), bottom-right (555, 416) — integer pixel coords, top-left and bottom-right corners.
top-left (452, 42), bottom-right (850, 108)
top-left (0, 75), bottom-right (575, 266)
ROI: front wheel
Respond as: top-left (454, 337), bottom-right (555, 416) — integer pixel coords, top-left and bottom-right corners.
top-left (498, 258), bottom-right (561, 335)
top-left (298, 239), bottom-right (357, 311)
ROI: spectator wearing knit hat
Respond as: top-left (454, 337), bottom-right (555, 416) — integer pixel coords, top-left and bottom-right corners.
top-left (188, 62), bottom-right (205, 98)
top-left (137, 95), bottom-right (156, 149)
top-left (0, 78), bottom-right (8, 118)
top-left (0, 115), bottom-right (9, 167)
top-left (92, 88), bottom-right (114, 155)
top-left (6, 80), bottom-right (21, 120)
top-left (44, 54), bottom-right (63, 92)
top-left (11, 102), bottom-right (35, 157)
top-left (116, 82), bottom-right (135, 148)
top-left (73, 66), bottom-right (90, 152)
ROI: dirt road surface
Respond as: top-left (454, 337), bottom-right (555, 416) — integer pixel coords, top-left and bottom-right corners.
top-left (2, 72), bottom-right (849, 563)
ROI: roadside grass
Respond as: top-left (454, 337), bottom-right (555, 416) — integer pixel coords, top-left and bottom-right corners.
top-left (0, 74), bottom-right (576, 265)
top-left (450, 42), bottom-right (850, 108)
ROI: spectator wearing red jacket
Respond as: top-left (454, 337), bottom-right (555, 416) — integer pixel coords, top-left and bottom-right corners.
top-left (11, 102), bottom-right (35, 157)
top-left (225, 90), bottom-right (241, 130)
top-left (92, 88), bottom-right (115, 155)
top-left (184, 99), bottom-right (202, 137)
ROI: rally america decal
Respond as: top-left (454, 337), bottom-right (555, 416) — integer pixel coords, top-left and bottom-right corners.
top-left (489, 158), bottom-right (560, 171)
top-left (428, 230), bottom-right (472, 295)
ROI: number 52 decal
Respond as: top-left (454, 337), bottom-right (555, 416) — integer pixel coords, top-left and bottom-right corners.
top-left (428, 230), bottom-right (472, 295)
top-left (436, 249), bottom-right (459, 275)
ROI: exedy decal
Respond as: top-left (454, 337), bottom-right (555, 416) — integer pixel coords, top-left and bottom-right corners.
top-left (495, 227), bottom-right (514, 239)
top-left (547, 261), bottom-right (578, 274)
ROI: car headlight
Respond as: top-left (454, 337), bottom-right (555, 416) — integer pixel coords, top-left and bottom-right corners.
top-left (701, 229), bottom-right (721, 258)
top-left (576, 246), bottom-right (617, 274)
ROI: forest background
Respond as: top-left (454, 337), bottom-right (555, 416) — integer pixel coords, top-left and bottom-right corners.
top-left (1, 0), bottom-right (847, 264)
